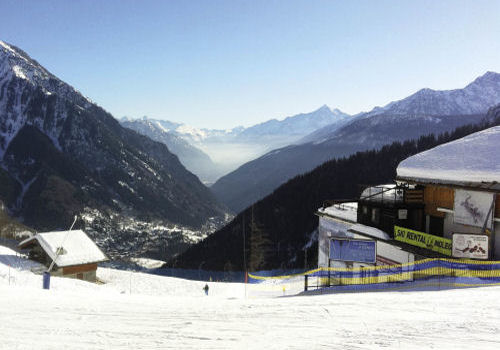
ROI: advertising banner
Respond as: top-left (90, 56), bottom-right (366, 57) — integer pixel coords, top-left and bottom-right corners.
top-left (329, 239), bottom-right (376, 263)
top-left (452, 234), bottom-right (489, 259)
top-left (454, 190), bottom-right (495, 230)
top-left (394, 226), bottom-right (452, 256)
top-left (318, 217), bottom-right (353, 268)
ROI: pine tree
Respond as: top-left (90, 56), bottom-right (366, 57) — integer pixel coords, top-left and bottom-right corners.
top-left (249, 206), bottom-right (273, 271)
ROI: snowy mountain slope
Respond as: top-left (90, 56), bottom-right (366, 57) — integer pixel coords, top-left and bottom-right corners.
top-left (363, 71), bottom-right (500, 118)
top-left (300, 71), bottom-right (500, 145)
top-left (0, 41), bottom-right (92, 159)
top-left (297, 113), bottom-right (353, 144)
top-left (212, 72), bottom-right (500, 213)
top-left (0, 40), bottom-right (227, 258)
top-left (484, 103), bottom-right (500, 124)
top-left (120, 117), bottom-right (220, 184)
top-left (237, 105), bottom-right (349, 140)
top-left (1, 244), bottom-right (500, 349)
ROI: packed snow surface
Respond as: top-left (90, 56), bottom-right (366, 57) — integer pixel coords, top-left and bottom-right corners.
top-left (1, 245), bottom-right (500, 349)
top-left (318, 202), bottom-right (358, 222)
top-left (397, 126), bottom-right (500, 184)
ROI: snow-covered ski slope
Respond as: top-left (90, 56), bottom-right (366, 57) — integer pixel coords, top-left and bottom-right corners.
top-left (1, 245), bottom-right (500, 349)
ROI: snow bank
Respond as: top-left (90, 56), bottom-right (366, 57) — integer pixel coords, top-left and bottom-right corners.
top-left (348, 223), bottom-right (392, 240)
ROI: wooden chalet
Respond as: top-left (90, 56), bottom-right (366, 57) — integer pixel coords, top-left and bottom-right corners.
top-left (316, 126), bottom-right (500, 274)
top-left (19, 230), bottom-right (108, 281)
top-left (396, 126), bottom-right (500, 259)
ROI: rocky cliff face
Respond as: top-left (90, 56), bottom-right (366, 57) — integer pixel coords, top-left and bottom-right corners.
top-left (120, 118), bottom-right (220, 184)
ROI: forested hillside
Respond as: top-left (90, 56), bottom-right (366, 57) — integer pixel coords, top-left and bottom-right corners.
top-left (171, 106), bottom-right (500, 271)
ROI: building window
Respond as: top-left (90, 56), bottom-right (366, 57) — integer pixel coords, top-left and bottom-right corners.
top-left (429, 216), bottom-right (444, 237)
top-left (409, 209), bottom-right (424, 231)
top-left (371, 208), bottom-right (380, 225)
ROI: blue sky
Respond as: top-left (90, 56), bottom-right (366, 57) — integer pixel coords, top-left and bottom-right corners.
top-left (1, 0), bottom-right (499, 128)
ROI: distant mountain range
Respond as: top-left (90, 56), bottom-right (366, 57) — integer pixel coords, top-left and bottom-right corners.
top-left (237, 105), bottom-right (349, 141)
top-left (121, 105), bottom-right (350, 183)
top-left (0, 40), bottom-right (227, 259)
top-left (211, 71), bottom-right (500, 214)
top-left (120, 118), bottom-right (220, 184)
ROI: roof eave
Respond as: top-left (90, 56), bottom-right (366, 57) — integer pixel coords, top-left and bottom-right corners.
top-left (396, 176), bottom-right (500, 191)
top-left (56, 258), bottom-right (109, 268)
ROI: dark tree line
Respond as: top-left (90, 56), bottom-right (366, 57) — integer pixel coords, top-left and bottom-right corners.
top-left (169, 107), bottom-right (500, 271)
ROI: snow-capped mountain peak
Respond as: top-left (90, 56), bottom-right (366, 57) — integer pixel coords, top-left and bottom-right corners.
top-left (0, 40), bottom-right (94, 159)
top-left (0, 41), bottom-right (51, 82)
top-left (0, 40), bottom-right (92, 106)
top-left (362, 71), bottom-right (500, 118)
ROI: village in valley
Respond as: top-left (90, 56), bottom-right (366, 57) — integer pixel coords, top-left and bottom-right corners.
top-left (1, 1), bottom-right (500, 349)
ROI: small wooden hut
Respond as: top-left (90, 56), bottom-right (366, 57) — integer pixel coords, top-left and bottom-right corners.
top-left (19, 230), bottom-right (108, 281)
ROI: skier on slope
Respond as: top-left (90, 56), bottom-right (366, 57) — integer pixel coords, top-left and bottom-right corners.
top-left (203, 283), bottom-right (209, 296)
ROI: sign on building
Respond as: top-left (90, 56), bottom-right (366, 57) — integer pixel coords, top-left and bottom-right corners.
top-left (318, 217), bottom-right (353, 268)
top-left (394, 226), bottom-right (452, 256)
top-left (329, 239), bottom-right (376, 263)
top-left (452, 234), bottom-right (489, 260)
top-left (454, 190), bottom-right (495, 230)
top-left (398, 209), bottom-right (408, 220)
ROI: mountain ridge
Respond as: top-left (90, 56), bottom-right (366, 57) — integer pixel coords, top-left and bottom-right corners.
top-left (0, 40), bottom-right (227, 259)
top-left (361, 71), bottom-right (500, 118)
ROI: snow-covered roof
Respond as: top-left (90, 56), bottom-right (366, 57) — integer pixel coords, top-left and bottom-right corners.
top-left (317, 202), bottom-right (358, 223)
top-left (348, 224), bottom-right (391, 241)
top-left (19, 230), bottom-right (108, 267)
top-left (397, 126), bottom-right (500, 187)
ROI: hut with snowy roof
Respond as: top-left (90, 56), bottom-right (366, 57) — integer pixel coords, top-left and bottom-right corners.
top-left (396, 126), bottom-right (500, 260)
top-left (19, 230), bottom-right (108, 281)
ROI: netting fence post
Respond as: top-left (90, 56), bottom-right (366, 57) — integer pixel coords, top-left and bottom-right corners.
top-left (438, 259), bottom-right (441, 291)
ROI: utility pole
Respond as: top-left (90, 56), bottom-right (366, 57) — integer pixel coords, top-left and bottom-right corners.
top-left (48, 215), bottom-right (78, 273)
top-left (243, 213), bottom-right (246, 298)
top-left (243, 213), bottom-right (246, 273)
top-left (304, 247), bottom-right (308, 270)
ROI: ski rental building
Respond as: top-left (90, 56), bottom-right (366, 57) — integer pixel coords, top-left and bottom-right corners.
top-left (19, 230), bottom-right (108, 282)
top-left (316, 126), bottom-right (500, 271)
